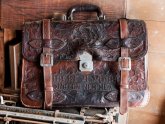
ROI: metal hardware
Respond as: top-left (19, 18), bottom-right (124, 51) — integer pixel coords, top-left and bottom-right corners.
top-left (52, 12), bottom-right (67, 21)
top-left (79, 51), bottom-right (93, 72)
top-left (0, 96), bottom-right (4, 104)
top-left (0, 96), bottom-right (16, 106)
top-left (67, 4), bottom-right (105, 20)
top-left (0, 110), bottom-right (85, 124)
top-left (4, 116), bottom-right (11, 124)
top-left (118, 57), bottom-right (131, 71)
top-left (0, 105), bottom-right (120, 124)
top-left (118, 112), bottom-right (128, 124)
top-left (82, 62), bottom-right (89, 69)
top-left (40, 53), bottom-right (53, 67)
top-left (80, 107), bottom-right (89, 116)
top-left (55, 110), bottom-right (85, 124)
top-left (95, 107), bottom-right (119, 124)
top-left (9, 42), bottom-right (21, 90)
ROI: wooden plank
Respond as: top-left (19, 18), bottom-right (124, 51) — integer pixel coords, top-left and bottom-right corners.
top-left (4, 29), bottom-right (16, 88)
top-left (9, 43), bottom-right (21, 90)
top-left (1, 0), bottom-right (126, 30)
top-left (126, 0), bottom-right (165, 21)
top-left (129, 93), bottom-right (165, 116)
top-left (146, 21), bottom-right (165, 53)
top-left (128, 110), bottom-right (163, 124)
top-left (0, 0), bottom-right (1, 26)
top-left (0, 30), bottom-right (4, 90)
top-left (148, 53), bottom-right (165, 84)
top-left (4, 29), bottom-right (16, 44)
top-left (127, 53), bottom-right (165, 123)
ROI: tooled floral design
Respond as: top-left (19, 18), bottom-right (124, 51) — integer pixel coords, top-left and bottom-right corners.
top-left (23, 20), bottom-right (147, 62)
top-left (23, 22), bottom-right (42, 61)
top-left (28, 39), bottom-right (66, 50)
top-left (128, 20), bottom-right (145, 37)
top-left (105, 90), bottom-right (118, 102)
top-left (70, 22), bottom-right (122, 50)
top-left (22, 59), bottom-right (147, 105)
top-left (70, 22), bottom-right (120, 60)
top-left (129, 58), bottom-right (146, 91)
top-left (23, 60), bottom-right (43, 101)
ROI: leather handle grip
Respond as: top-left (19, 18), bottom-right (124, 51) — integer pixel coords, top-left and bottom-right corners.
top-left (67, 4), bottom-right (105, 20)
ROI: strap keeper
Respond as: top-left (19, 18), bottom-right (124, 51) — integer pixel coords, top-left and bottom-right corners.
top-left (120, 84), bottom-right (129, 89)
top-left (45, 87), bottom-right (54, 91)
top-left (119, 19), bottom-right (129, 39)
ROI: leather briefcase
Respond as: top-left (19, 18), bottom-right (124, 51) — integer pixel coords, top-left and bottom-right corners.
top-left (21, 4), bottom-right (149, 114)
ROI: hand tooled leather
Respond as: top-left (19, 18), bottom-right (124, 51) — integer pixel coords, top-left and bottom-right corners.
top-left (21, 57), bottom-right (147, 108)
top-left (22, 20), bottom-right (147, 62)
top-left (21, 19), bottom-right (148, 108)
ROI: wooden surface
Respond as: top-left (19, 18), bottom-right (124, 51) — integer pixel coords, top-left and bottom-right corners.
top-left (126, 0), bottom-right (165, 21)
top-left (0, 0), bottom-right (126, 30)
top-left (126, 0), bottom-right (165, 124)
top-left (128, 110), bottom-right (163, 124)
top-left (3, 29), bottom-right (16, 88)
top-left (0, 30), bottom-right (4, 90)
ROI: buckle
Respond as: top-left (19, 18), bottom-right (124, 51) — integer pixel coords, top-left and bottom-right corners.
top-left (118, 57), bottom-right (131, 71)
top-left (40, 53), bottom-right (53, 67)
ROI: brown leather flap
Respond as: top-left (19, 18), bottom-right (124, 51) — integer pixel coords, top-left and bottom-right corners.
top-left (22, 19), bottom-right (148, 62)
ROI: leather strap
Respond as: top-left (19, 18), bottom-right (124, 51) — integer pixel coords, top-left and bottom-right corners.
top-left (119, 48), bottom-right (130, 114)
top-left (119, 19), bottom-right (130, 114)
top-left (42, 19), bottom-right (53, 109)
top-left (119, 19), bottom-right (129, 39)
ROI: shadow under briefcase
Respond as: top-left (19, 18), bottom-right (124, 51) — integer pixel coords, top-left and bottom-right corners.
top-left (21, 4), bottom-right (149, 114)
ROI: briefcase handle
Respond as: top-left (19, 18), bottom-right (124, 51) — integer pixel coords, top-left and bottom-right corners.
top-left (67, 4), bottom-right (105, 20)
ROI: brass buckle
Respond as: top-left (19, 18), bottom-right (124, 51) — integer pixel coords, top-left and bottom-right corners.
top-left (118, 57), bottom-right (131, 71)
top-left (40, 53), bottom-right (53, 67)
